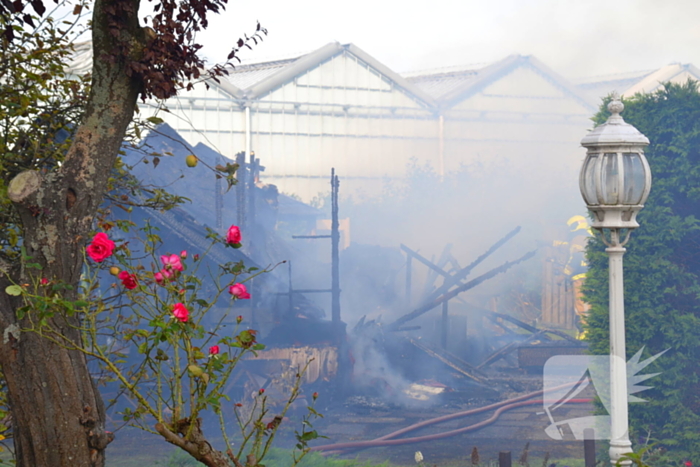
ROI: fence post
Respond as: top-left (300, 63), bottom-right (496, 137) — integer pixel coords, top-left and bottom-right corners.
top-left (498, 451), bottom-right (512, 467)
top-left (583, 428), bottom-right (596, 467)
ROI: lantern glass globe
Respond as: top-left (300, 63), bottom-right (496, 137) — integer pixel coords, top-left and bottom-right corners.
top-left (579, 94), bottom-right (651, 230)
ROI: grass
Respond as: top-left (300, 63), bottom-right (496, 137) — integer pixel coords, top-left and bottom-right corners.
top-left (107, 447), bottom-right (594, 467)
top-left (107, 449), bottom-right (397, 467)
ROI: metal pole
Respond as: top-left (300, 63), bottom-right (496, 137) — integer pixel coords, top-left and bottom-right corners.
top-left (215, 155), bottom-right (223, 229)
top-left (607, 235), bottom-right (632, 466)
top-left (236, 152), bottom-right (246, 230)
top-left (248, 152), bottom-right (256, 230)
top-left (331, 169), bottom-right (341, 328)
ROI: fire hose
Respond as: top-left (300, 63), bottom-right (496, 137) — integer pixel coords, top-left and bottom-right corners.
top-left (311, 384), bottom-right (593, 455)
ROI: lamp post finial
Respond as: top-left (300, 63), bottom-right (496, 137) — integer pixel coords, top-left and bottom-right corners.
top-left (608, 91), bottom-right (624, 118)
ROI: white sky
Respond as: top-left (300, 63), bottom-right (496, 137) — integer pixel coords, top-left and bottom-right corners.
top-left (195, 0), bottom-right (700, 79)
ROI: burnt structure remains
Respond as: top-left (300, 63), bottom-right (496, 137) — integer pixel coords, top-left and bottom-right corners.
top-left (109, 124), bottom-right (591, 462)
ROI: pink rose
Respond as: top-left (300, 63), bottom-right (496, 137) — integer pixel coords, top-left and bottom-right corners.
top-left (172, 302), bottom-right (189, 322)
top-left (40, 278), bottom-right (49, 286)
top-left (180, 250), bottom-right (187, 259)
top-left (209, 345), bottom-right (220, 355)
top-left (226, 225), bottom-right (242, 245)
top-left (160, 268), bottom-right (174, 280)
top-left (228, 283), bottom-right (250, 299)
top-left (154, 272), bottom-right (165, 285)
top-left (161, 254), bottom-right (184, 272)
top-left (118, 271), bottom-right (138, 290)
top-left (86, 232), bottom-right (115, 263)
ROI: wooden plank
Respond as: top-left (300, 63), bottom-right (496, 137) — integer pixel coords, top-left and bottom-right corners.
top-left (499, 451), bottom-right (512, 467)
top-left (584, 428), bottom-right (596, 467)
top-left (543, 260), bottom-right (553, 324)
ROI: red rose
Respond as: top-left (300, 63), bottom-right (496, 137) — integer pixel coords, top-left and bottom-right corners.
top-left (228, 283), bottom-right (251, 299)
top-left (172, 302), bottom-right (189, 322)
top-left (226, 225), bottom-right (242, 245)
top-left (160, 254), bottom-right (183, 272)
top-left (209, 345), bottom-right (220, 355)
top-left (118, 271), bottom-right (138, 290)
top-left (86, 232), bottom-right (115, 263)
top-left (154, 272), bottom-right (165, 285)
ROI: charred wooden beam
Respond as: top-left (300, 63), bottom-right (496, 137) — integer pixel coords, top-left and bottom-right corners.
top-left (423, 244), bottom-right (454, 297)
top-left (391, 325), bottom-right (421, 332)
top-left (276, 289), bottom-right (334, 294)
top-left (488, 310), bottom-right (578, 343)
top-left (490, 311), bottom-right (540, 334)
top-left (388, 249), bottom-right (537, 330)
top-left (484, 313), bottom-right (518, 335)
top-left (464, 303), bottom-right (580, 343)
top-left (400, 244), bottom-right (451, 278)
top-left (476, 331), bottom-right (546, 370)
top-left (423, 226), bottom-right (521, 304)
top-left (409, 338), bottom-right (484, 383)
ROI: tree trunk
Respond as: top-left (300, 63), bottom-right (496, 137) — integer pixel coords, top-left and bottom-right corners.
top-left (0, 315), bottom-right (113, 466)
top-left (0, 0), bottom-right (144, 464)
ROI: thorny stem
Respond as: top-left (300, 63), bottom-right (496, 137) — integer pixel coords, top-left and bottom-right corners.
top-left (218, 409), bottom-right (234, 457)
top-left (172, 333), bottom-right (182, 421)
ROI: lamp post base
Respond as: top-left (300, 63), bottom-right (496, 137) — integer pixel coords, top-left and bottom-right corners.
top-left (609, 435), bottom-right (633, 465)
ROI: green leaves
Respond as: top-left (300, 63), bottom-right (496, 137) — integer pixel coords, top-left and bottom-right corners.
top-left (214, 162), bottom-right (240, 192)
top-left (4, 285), bottom-right (21, 296)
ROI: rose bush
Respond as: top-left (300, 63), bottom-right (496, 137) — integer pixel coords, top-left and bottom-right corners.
top-left (6, 224), bottom-right (322, 467)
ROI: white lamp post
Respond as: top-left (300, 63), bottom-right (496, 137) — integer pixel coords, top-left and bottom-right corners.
top-left (579, 92), bottom-right (651, 466)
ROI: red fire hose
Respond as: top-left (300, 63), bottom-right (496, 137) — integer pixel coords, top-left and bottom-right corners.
top-left (311, 384), bottom-right (592, 454)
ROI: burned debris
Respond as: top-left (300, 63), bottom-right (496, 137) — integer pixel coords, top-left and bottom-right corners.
top-left (107, 123), bottom-right (592, 462)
